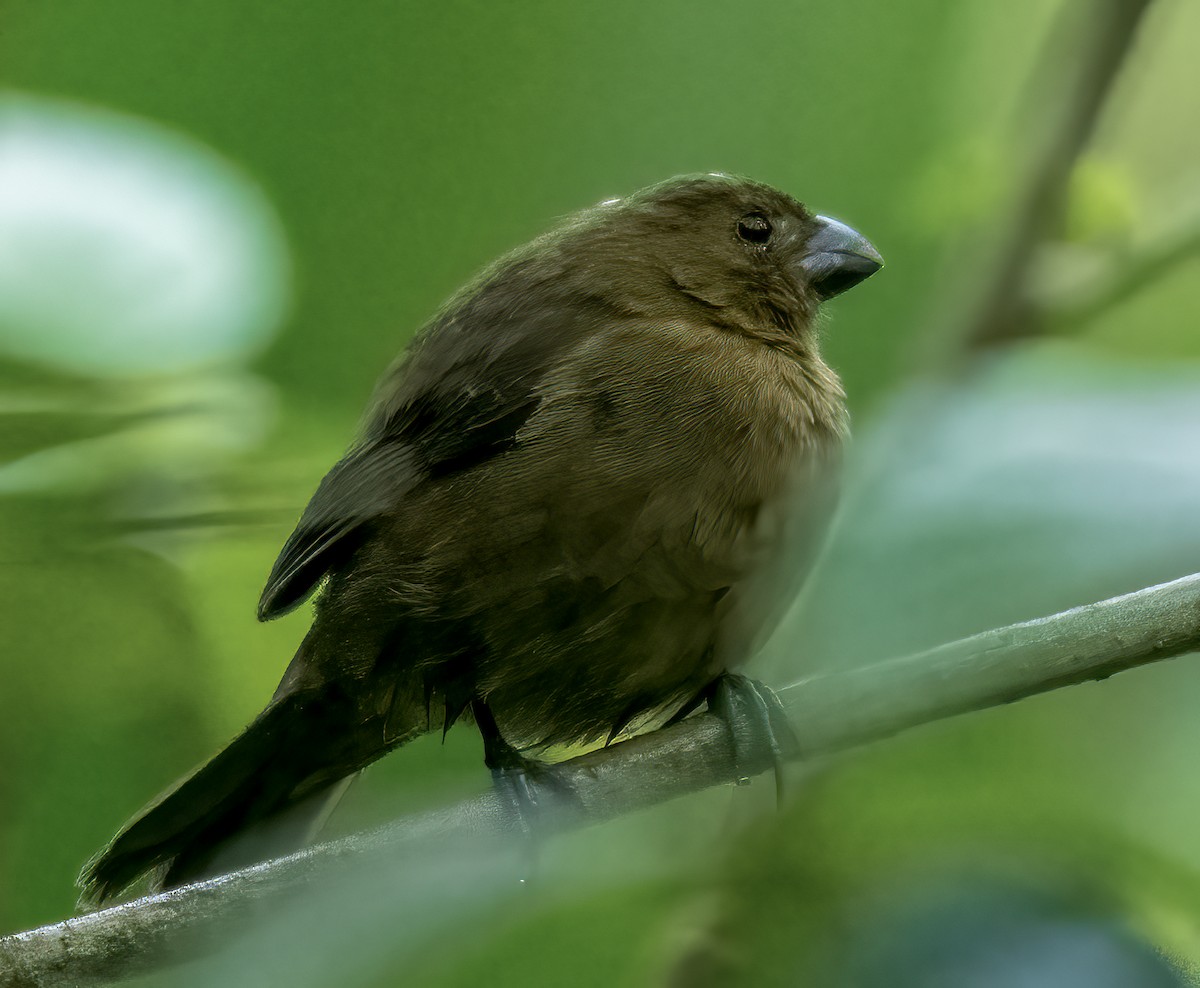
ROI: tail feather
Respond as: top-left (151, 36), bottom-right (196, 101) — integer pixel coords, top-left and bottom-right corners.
top-left (79, 690), bottom-right (361, 907)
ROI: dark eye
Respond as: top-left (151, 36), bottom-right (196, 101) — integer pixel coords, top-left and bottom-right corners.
top-left (737, 213), bottom-right (772, 245)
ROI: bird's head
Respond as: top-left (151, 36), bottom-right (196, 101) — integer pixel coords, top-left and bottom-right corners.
top-left (562, 173), bottom-right (883, 341)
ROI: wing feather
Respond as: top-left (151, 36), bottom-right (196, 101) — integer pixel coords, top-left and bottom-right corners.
top-left (258, 274), bottom-right (618, 621)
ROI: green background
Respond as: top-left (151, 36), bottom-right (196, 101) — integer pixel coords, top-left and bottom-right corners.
top-left (2, 1), bottom-right (1199, 984)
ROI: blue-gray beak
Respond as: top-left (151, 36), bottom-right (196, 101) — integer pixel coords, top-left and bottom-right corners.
top-left (798, 215), bottom-right (883, 300)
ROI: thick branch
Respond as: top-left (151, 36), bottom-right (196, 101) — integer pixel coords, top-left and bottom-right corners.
top-left (4, 572), bottom-right (1200, 988)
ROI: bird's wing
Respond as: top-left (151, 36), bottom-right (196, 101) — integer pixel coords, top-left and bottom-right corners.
top-left (258, 382), bottom-right (542, 620)
top-left (258, 295), bottom-right (602, 621)
top-left (258, 441), bottom-right (418, 620)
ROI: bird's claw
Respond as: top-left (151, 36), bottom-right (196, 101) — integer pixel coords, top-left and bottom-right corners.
top-left (709, 674), bottom-right (800, 803)
top-left (489, 760), bottom-right (553, 837)
top-left (487, 755), bottom-right (581, 883)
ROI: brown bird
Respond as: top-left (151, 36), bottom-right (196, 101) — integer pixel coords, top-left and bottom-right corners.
top-left (79, 174), bottom-right (882, 905)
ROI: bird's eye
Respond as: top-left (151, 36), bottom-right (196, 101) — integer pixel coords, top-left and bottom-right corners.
top-left (737, 213), bottom-right (772, 245)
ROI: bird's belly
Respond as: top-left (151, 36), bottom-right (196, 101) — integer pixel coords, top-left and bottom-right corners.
top-left (460, 491), bottom-right (787, 748)
top-left (474, 577), bottom-right (727, 748)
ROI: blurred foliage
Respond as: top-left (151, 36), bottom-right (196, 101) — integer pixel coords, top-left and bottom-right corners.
top-left (1, 0), bottom-right (1200, 985)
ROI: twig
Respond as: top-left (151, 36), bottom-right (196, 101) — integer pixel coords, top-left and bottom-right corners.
top-left (1035, 213), bottom-right (1200, 331)
top-left (958, 0), bottom-right (1157, 352)
top-left (4, 572), bottom-right (1200, 988)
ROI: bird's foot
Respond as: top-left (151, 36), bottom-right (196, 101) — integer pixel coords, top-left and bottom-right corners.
top-left (487, 749), bottom-right (578, 839)
top-left (472, 699), bottom-right (580, 877)
top-left (708, 673), bottom-right (800, 803)
top-left (486, 750), bottom-right (583, 886)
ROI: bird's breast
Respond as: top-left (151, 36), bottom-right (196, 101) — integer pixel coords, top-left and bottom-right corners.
top-left (512, 319), bottom-right (846, 585)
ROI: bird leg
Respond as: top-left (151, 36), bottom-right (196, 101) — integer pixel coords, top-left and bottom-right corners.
top-left (707, 673), bottom-right (800, 803)
top-left (471, 699), bottom-right (575, 843)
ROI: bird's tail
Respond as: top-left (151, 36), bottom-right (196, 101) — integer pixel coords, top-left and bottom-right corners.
top-left (77, 679), bottom-right (421, 908)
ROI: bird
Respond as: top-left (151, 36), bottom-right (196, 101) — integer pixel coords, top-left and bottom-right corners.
top-left (78, 173), bottom-right (882, 906)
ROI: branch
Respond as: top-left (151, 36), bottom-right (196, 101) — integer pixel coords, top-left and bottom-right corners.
top-left (956, 0), bottom-right (1157, 353)
top-left (1034, 211), bottom-right (1200, 331)
top-left (5, 572), bottom-right (1200, 988)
